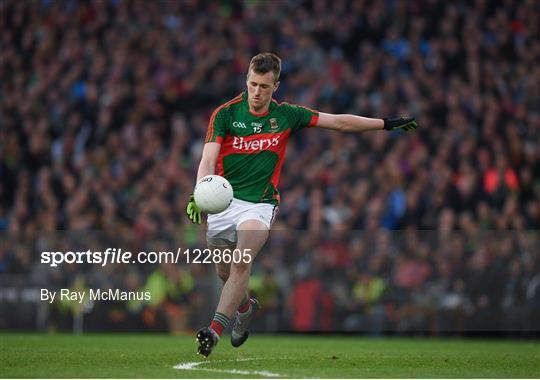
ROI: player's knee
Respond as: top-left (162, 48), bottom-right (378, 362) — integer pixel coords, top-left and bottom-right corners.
top-left (230, 260), bottom-right (252, 277)
top-left (216, 267), bottom-right (229, 283)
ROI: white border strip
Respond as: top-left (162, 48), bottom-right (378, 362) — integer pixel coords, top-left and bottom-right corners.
top-left (173, 358), bottom-right (285, 378)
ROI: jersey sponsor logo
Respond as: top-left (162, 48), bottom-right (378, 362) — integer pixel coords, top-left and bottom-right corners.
top-left (232, 121), bottom-right (247, 129)
top-left (232, 136), bottom-right (279, 151)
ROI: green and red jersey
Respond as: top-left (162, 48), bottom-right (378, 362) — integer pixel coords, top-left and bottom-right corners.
top-left (205, 92), bottom-right (319, 205)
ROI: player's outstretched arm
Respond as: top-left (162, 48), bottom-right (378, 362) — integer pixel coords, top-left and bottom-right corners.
top-left (187, 142), bottom-right (221, 224)
top-left (316, 112), bottom-right (417, 133)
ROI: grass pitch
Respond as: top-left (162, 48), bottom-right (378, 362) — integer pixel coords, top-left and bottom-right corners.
top-left (1, 333), bottom-right (538, 378)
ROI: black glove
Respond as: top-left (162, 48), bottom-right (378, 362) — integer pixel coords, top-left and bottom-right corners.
top-left (383, 117), bottom-right (418, 132)
top-left (186, 194), bottom-right (201, 224)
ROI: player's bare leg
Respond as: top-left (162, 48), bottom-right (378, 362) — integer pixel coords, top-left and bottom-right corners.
top-left (213, 247), bottom-right (253, 316)
top-left (196, 241), bottom-right (234, 357)
top-left (211, 241), bottom-right (253, 328)
top-left (207, 241), bottom-right (235, 284)
top-left (197, 220), bottom-right (268, 357)
top-left (211, 242), bottom-right (258, 347)
top-left (207, 241), bottom-right (252, 319)
top-left (215, 219), bottom-right (267, 315)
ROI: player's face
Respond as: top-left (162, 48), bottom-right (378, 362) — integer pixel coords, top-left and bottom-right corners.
top-left (246, 70), bottom-right (279, 112)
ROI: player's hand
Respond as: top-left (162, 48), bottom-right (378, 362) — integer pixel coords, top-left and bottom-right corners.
top-left (186, 194), bottom-right (201, 224)
top-left (383, 117), bottom-right (418, 132)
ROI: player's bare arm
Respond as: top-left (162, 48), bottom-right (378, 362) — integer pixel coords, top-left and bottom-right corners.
top-left (187, 142), bottom-right (222, 224)
top-left (316, 112), bottom-right (418, 132)
top-left (197, 142), bottom-right (221, 182)
top-left (316, 112), bottom-right (384, 132)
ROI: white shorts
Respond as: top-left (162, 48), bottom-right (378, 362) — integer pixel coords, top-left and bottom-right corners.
top-left (206, 198), bottom-right (278, 245)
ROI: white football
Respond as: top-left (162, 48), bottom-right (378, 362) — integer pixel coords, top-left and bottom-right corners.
top-left (194, 175), bottom-right (233, 214)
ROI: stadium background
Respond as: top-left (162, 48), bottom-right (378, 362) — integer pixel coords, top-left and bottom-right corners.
top-left (0, 0), bottom-right (539, 338)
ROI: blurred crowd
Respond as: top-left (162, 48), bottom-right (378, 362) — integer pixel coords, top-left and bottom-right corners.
top-left (0, 0), bottom-right (539, 335)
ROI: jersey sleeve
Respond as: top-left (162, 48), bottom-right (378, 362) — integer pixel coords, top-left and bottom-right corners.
top-left (205, 107), bottom-right (229, 143)
top-left (285, 104), bottom-right (319, 133)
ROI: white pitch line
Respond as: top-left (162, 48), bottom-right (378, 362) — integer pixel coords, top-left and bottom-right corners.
top-left (173, 358), bottom-right (285, 378)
